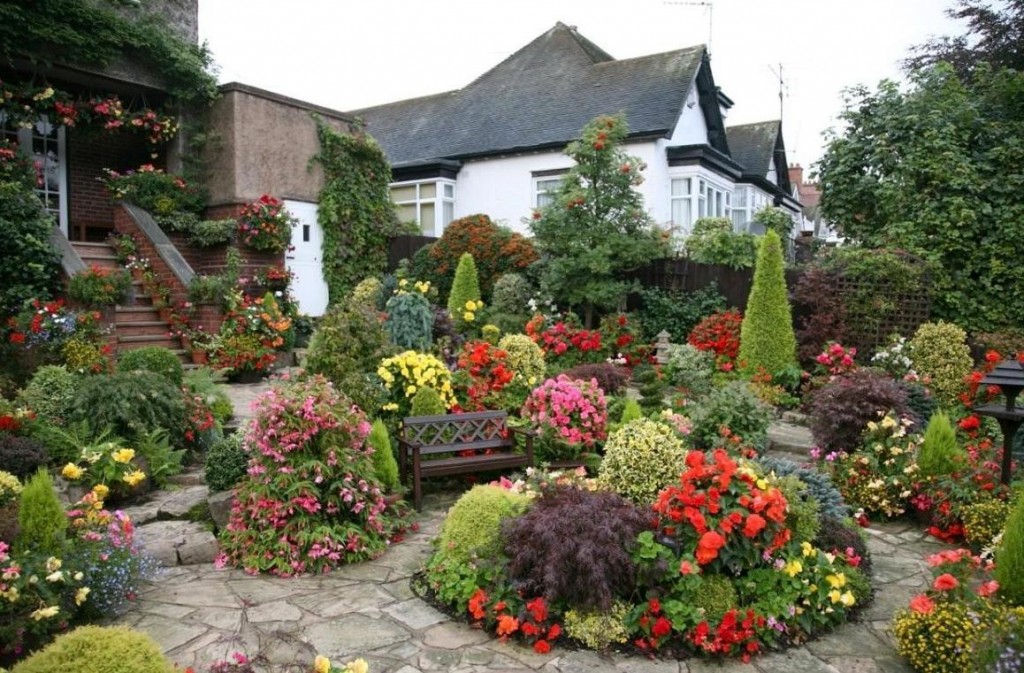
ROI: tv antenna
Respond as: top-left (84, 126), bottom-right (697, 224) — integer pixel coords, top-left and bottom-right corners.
top-left (768, 62), bottom-right (789, 121)
top-left (664, 1), bottom-right (714, 52)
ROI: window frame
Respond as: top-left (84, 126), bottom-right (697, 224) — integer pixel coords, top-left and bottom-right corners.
top-left (390, 178), bottom-right (456, 236)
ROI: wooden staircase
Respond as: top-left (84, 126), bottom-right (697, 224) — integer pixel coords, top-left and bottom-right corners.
top-left (70, 241), bottom-right (188, 362)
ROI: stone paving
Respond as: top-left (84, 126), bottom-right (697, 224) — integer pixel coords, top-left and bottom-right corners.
top-left (107, 376), bottom-right (945, 673)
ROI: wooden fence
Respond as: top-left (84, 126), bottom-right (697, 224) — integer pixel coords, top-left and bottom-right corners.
top-left (627, 258), bottom-right (802, 311)
top-left (387, 234), bottom-right (438, 271)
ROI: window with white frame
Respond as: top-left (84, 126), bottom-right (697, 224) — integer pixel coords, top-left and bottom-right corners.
top-left (391, 179), bottom-right (456, 237)
top-left (697, 178), bottom-right (731, 220)
top-left (533, 175), bottom-right (564, 209)
top-left (669, 177), bottom-right (693, 236)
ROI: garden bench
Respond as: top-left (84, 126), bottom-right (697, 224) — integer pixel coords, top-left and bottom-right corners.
top-left (398, 410), bottom-right (535, 510)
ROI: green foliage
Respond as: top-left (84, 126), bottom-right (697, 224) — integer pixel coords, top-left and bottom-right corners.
top-left (313, 120), bottom-right (403, 302)
top-left (530, 114), bottom-right (668, 325)
top-left (491, 273), bottom-right (534, 315)
top-left (563, 601), bottom-right (632, 650)
top-left (692, 574), bottom-right (739, 623)
top-left (689, 381), bottom-right (773, 452)
top-left (68, 371), bottom-right (186, 445)
top-left (428, 214), bottom-right (539, 301)
top-left (817, 64), bottom-right (1024, 330)
top-left (186, 218), bottom-right (235, 247)
top-left (752, 206), bottom-right (794, 238)
top-left (685, 217), bottom-right (758, 269)
top-left (410, 386), bottom-right (446, 417)
top-left (204, 433), bottom-right (248, 492)
top-left (996, 495), bottom-right (1024, 605)
top-left (496, 333), bottom-right (546, 384)
top-left (663, 343), bottom-right (716, 399)
top-left (962, 499), bottom-right (1012, 549)
top-left (66, 266), bottom-right (130, 307)
top-left (447, 252), bottom-right (482, 328)
top-left (771, 474), bottom-right (821, 544)
top-left (133, 429), bottom-right (184, 489)
top-left (632, 364), bottom-right (667, 416)
top-left (598, 418), bottom-right (689, 504)
top-left (437, 485), bottom-right (531, 564)
top-left (352, 277), bottom-right (384, 307)
top-left (635, 284), bottom-right (727, 343)
top-left (186, 273), bottom-right (228, 305)
top-left (16, 365), bottom-right (78, 426)
top-left (620, 398), bottom-right (643, 425)
top-left (739, 230), bottom-right (797, 374)
top-left (918, 411), bottom-right (964, 477)
top-left (117, 346), bottom-right (184, 386)
top-left (384, 292), bottom-right (434, 351)
top-left (15, 469), bottom-right (65, 556)
top-left (367, 419), bottom-right (401, 493)
top-left (304, 300), bottom-right (392, 414)
top-left (10, 625), bottom-right (174, 673)
top-left (183, 367), bottom-right (233, 424)
top-left (910, 321), bottom-right (972, 408)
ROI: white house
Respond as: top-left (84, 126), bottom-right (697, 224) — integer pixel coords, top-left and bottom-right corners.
top-left (351, 22), bottom-right (801, 242)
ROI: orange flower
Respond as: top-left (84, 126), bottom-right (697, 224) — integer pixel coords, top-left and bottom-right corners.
top-left (496, 614), bottom-right (519, 637)
top-left (742, 514), bottom-right (766, 538)
top-left (467, 588), bottom-right (487, 620)
top-left (909, 594), bottom-right (935, 614)
top-left (695, 531), bottom-right (726, 565)
top-left (933, 573), bottom-right (959, 591)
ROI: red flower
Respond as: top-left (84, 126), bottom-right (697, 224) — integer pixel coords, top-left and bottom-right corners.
top-left (933, 573), bottom-right (959, 591)
top-left (648, 598), bottom-right (661, 614)
top-left (526, 597), bottom-right (548, 623)
top-left (742, 514), bottom-right (766, 538)
top-left (652, 616), bottom-right (672, 638)
top-left (533, 639), bottom-right (551, 654)
top-left (547, 623), bottom-right (562, 639)
top-left (695, 531), bottom-right (726, 564)
top-left (977, 580), bottom-right (999, 597)
top-left (958, 415), bottom-right (981, 431)
top-left (909, 594), bottom-right (935, 614)
top-left (467, 588), bottom-right (487, 620)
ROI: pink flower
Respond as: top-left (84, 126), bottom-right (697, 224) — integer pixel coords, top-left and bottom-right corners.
top-left (933, 574), bottom-right (959, 591)
top-left (909, 594), bottom-right (935, 614)
top-left (977, 580), bottom-right (999, 597)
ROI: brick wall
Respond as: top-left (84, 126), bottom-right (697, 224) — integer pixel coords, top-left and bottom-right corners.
top-left (169, 202), bottom-right (285, 280)
top-left (113, 205), bottom-right (188, 307)
top-left (68, 129), bottom-right (156, 240)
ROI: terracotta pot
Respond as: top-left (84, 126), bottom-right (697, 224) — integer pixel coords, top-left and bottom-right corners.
top-left (190, 349), bottom-right (209, 365)
top-left (158, 307), bottom-right (173, 322)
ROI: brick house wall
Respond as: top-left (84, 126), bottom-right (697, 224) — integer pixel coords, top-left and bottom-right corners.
top-left (166, 203), bottom-right (285, 283)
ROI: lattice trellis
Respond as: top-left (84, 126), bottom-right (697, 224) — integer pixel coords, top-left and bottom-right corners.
top-left (832, 260), bottom-right (932, 356)
top-left (401, 412), bottom-right (507, 447)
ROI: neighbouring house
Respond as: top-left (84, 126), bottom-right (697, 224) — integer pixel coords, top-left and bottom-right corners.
top-left (788, 163), bottom-right (841, 242)
top-left (351, 21), bottom-right (802, 243)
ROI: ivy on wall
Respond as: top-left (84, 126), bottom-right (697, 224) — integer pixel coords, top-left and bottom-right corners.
top-left (312, 117), bottom-right (406, 303)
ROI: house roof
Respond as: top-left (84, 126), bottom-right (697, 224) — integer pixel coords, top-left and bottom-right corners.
top-left (350, 22), bottom-right (706, 166)
top-left (726, 120), bottom-right (781, 178)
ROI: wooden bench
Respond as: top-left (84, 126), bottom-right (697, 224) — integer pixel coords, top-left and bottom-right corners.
top-left (398, 410), bottom-right (535, 510)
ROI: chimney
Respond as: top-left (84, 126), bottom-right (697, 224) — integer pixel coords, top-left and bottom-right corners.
top-left (788, 164), bottom-right (804, 187)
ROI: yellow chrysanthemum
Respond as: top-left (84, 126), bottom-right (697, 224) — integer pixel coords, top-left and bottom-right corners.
top-left (111, 448), bottom-right (135, 464)
top-left (123, 470), bottom-right (146, 487)
top-left (345, 659), bottom-right (369, 673)
top-left (30, 605), bottom-right (59, 620)
top-left (61, 463), bottom-right (84, 480)
top-left (92, 484), bottom-right (110, 501)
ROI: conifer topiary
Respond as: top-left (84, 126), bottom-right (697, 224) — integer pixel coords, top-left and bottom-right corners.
top-left (447, 252), bottom-right (482, 328)
top-left (367, 418), bottom-right (401, 493)
top-left (410, 385), bottom-right (446, 417)
top-left (620, 398), bottom-right (643, 425)
top-left (738, 230), bottom-right (796, 375)
top-left (995, 495), bottom-right (1024, 605)
top-left (918, 410), bottom-right (963, 477)
top-left (16, 468), bottom-right (66, 556)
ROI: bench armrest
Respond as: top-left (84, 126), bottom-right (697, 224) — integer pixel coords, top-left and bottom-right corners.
top-left (509, 425), bottom-right (538, 438)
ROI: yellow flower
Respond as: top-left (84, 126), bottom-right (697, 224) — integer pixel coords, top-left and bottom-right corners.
top-left (399, 279), bottom-right (408, 287)
top-left (45, 557), bottom-right (61, 573)
top-left (881, 415), bottom-right (897, 429)
top-left (61, 463), bottom-right (84, 480)
top-left (463, 311), bottom-right (475, 322)
top-left (756, 478), bottom-right (769, 490)
top-left (801, 541), bottom-right (816, 557)
top-left (405, 385), bottom-right (417, 397)
top-left (826, 573), bottom-right (846, 589)
top-left (344, 659), bottom-right (369, 673)
top-left (75, 586), bottom-right (90, 606)
top-left (313, 655), bottom-right (331, 673)
top-left (783, 560), bottom-right (802, 577)
top-left (30, 605), bottom-right (59, 620)
top-left (92, 484), bottom-right (110, 501)
top-left (45, 571), bottom-right (64, 583)
top-left (123, 470), bottom-right (146, 487)
top-left (839, 591), bottom-right (855, 607)
top-left (465, 300), bottom-right (477, 311)
top-left (112, 448), bottom-right (135, 464)
top-left (828, 589), bottom-right (842, 604)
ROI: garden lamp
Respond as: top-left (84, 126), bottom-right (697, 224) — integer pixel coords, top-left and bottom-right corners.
top-left (975, 355), bottom-right (1024, 485)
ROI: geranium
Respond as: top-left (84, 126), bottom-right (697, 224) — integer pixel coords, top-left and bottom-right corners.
top-left (933, 573), bottom-right (959, 591)
top-left (909, 594), bottom-right (936, 614)
top-left (236, 194), bottom-right (296, 253)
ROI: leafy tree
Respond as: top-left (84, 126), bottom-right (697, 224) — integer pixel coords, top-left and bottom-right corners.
top-left (905, 0), bottom-right (1024, 78)
top-left (816, 64), bottom-right (1024, 330)
top-left (738, 230), bottom-right (796, 374)
top-left (530, 114), bottom-right (668, 326)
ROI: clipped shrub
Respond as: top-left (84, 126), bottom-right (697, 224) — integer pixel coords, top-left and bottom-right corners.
top-left (770, 474), bottom-right (821, 544)
top-left (11, 625), bottom-right (174, 673)
top-left (688, 381), bottom-right (773, 452)
top-left (692, 574), bottom-right (739, 623)
top-left (16, 469), bottom-right (65, 556)
top-left (620, 398), bottom-right (643, 425)
top-left (491, 272), bottom-right (533, 316)
top-left (563, 601), bottom-right (632, 650)
top-left (497, 333), bottom-right (546, 385)
top-left (367, 418), bottom-right (401, 493)
top-left (437, 485), bottom-right (531, 563)
top-left (117, 346), bottom-right (184, 386)
top-left (996, 495), bottom-right (1024, 605)
top-left (663, 343), bottom-right (716, 399)
top-left (806, 369), bottom-right (913, 452)
top-left (0, 434), bottom-right (48, 479)
top-left (503, 487), bottom-right (651, 610)
top-left (384, 291), bottom-right (434, 351)
top-left (632, 364), bottom-right (667, 415)
top-left (429, 214), bottom-right (538, 301)
top-left (910, 321), bottom-right (973, 408)
top-left (814, 515), bottom-right (871, 572)
top-left (559, 363), bottom-right (628, 395)
top-left (352, 276), bottom-right (384, 307)
top-left (635, 284), bottom-right (727, 343)
top-left (204, 433), bottom-right (248, 492)
top-left (757, 455), bottom-right (850, 520)
top-left (68, 371), bottom-right (186, 445)
top-left (218, 376), bottom-right (406, 574)
top-left (685, 217), bottom-right (758, 270)
top-left (598, 418), bottom-right (688, 504)
top-left (447, 252), bottom-right (483, 330)
top-left (410, 386), bottom-right (446, 417)
top-left (918, 411), bottom-right (964, 478)
top-left (738, 230), bottom-right (797, 375)
top-left (16, 365), bottom-right (78, 426)
top-left (481, 323), bottom-right (500, 344)
top-left (962, 499), bottom-right (1013, 550)
top-left (305, 300), bottom-right (392, 414)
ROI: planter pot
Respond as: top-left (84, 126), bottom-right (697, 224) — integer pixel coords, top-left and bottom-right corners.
top-left (190, 349), bottom-right (209, 365)
top-left (158, 307), bottom-right (173, 322)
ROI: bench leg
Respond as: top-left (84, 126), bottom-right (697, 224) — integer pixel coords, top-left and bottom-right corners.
top-left (412, 449), bottom-right (423, 511)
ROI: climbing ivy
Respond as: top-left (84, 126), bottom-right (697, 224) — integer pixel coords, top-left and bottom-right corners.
top-left (312, 117), bottom-right (406, 302)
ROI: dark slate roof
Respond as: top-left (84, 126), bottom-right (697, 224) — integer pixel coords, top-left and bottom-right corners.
top-left (350, 22), bottom-right (705, 166)
top-left (725, 120), bottom-right (780, 177)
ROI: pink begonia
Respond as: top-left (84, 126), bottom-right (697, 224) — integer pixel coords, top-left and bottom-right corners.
top-left (521, 375), bottom-right (607, 447)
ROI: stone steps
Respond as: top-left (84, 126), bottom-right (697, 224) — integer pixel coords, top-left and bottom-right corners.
top-left (124, 474), bottom-right (221, 567)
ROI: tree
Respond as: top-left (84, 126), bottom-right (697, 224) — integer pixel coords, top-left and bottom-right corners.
top-left (738, 230), bottom-right (796, 375)
top-left (530, 115), bottom-right (668, 326)
top-left (816, 64), bottom-right (1024, 331)
top-left (905, 0), bottom-right (1024, 78)
top-left (447, 252), bottom-right (483, 325)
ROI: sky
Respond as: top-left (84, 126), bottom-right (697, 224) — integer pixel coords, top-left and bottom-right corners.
top-left (198, 0), bottom-right (961, 172)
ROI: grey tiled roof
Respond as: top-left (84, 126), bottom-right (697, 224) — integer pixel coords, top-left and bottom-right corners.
top-left (725, 120), bottom-right (780, 177)
top-left (350, 23), bottom-right (705, 166)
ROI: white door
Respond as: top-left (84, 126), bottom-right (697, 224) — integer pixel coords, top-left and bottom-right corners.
top-left (284, 200), bottom-right (328, 317)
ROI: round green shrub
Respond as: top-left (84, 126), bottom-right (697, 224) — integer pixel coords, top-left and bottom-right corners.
top-left (918, 410), bottom-right (964, 478)
top-left (16, 365), bottom-right (78, 426)
top-left (689, 381), bottom-right (773, 452)
top-left (385, 292), bottom-right (434, 351)
top-left (663, 343), bottom-right (716, 399)
top-left (497, 333), bottom-right (546, 384)
top-left (118, 346), bottom-right (184, 386)
top-left (68, 371), bottom-right (186, 445)
top-left (437, 485), bottom-right (531, 563)
top-left (367, 418), bottom-right (401, 493)
top-left (996, 495), bottom-right (1024, 605)
top-left (563, 601), bottom-right (632, 650)
top-left (963, 499), bottom-right (1012, 550)
top-left (183, 367), bottom-right (233, 424)
top-left (11, 625), bottom-right (174, 673)
top-left (16, 468), bottom-right (65, 556)
top-left (910, 321), bottom-right (972, 408)
top-left (352, 276), bottom-right (384, 307)
top-left (204, 433), bottom-right (248, 492)
top-left (693, 574), bottom-right (739, 623)
top-left (410, 385), bottom-right (446, 417)
top-left (770, 474), bottom-right (821, 544)
top-left (598, 418), bottom-right (688, 504)
top-left (738, 230), bottom-right (797, 374)
top-left (491, 272), bottom-right (533, 315)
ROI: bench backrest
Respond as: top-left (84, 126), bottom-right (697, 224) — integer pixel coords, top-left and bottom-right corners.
top-left (400, 410), bottom-right (511, 452)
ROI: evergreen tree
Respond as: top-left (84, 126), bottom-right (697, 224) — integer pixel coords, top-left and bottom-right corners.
top-left (16, 469), bottom-right (66, 556)
top-left (996, 495), bottom-right (1024, 605)
top-left (738, 230), bottom-right (796, 375)
top-left (447, 252), bottom-right (482, 331)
